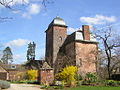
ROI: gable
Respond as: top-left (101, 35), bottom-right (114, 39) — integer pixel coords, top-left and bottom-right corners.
top-left (0, 66), bottom-right (7, 72)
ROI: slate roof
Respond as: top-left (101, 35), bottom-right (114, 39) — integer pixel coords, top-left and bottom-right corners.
top-left (24, 60), bottom-right (45, 69)
top-left (0, 65), bottom-right (7, 72)
top-left (0, 63), bottom-right (26, 71)
top-left (42, 62), bottom-right (52, 69)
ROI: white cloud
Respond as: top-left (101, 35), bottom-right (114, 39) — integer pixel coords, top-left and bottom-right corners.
top-left (13, 54), bottom-right (22, 60)
top-left (80, 15), bottom-right (117, 25)
top-left (5, 39), bottom-right (30, 47)
top-left (13, 53), bottom-right (27, 64)
top-left (0, 0), bottom-right (42, 18)
top-left (29, 4), bottom-right (41, 14)
top-left (0, 4), bottom-right (4, 8)
top-left (22, 3), bottom-right (41, 18)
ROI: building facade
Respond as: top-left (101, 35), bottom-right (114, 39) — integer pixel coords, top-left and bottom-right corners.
top-left (0, 63), bottom-right (26, 81)
top-left (45, 17), bottom-right (98, 75)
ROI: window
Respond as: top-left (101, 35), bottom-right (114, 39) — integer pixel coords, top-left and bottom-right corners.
top-left (11, 65), bottom-right (16, 69)
top-left (59, 36), bottom-right (62, 42)
top-left (77, 58), bottom-right (82, 67)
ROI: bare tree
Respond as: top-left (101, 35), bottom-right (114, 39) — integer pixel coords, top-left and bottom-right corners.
top-left (0, 0), bottom-right (54, 21)
top-left (110, 47), bottom-right (120, 74)
top-left (0, 0), bottom-right (14, 9)
top-left (94, 26), bottom-right (120, 79)
top-left (0, 0), bottom-right (54, 9)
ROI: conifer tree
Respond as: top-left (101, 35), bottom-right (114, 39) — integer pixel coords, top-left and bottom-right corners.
top-left (1, 46), bottom-right (13, 64)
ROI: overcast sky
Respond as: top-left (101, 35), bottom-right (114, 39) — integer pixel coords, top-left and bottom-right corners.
top-left (0, 0), bottom-right (120, 64)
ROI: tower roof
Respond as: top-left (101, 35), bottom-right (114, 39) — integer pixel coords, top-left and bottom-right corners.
top-left (50, 16), bottom-right (66, 26)
top-left (46, 16), bottom-right (67, 32)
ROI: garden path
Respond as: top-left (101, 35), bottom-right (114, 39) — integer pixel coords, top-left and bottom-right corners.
top-left (4, 84), bottom-right (43, 90)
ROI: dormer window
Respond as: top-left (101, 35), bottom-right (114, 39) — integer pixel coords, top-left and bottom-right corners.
top-left (11, 65), bottom-right (16, 69)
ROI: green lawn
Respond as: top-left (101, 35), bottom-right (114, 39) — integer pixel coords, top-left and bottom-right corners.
top-left (61, 86), bottom-right (120, 90)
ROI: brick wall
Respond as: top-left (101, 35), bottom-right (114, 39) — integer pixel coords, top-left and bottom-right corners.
top-left (38, 69), bottom-right (54, 85)
top-left (46, 25), bottom-right (67, 68)
top-left (65, 42), bottom-right (76, 65)
top-left (82, 25), bottom-right (90, 40)
top-left (45, 26), bottom-right (53, 67)
top-left (53, 26), bottom-right (67, 67)
top-left (7, 70), bottom-right (26, 81)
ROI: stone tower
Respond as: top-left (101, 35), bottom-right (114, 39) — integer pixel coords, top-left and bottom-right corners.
top-left (45, 17), bottom-right (98, 75)
top-left (45, 16), bottom-right (67, 68)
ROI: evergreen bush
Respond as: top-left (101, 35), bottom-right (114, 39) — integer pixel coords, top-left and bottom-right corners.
top-left (0, 80), bottom-right (10, 89)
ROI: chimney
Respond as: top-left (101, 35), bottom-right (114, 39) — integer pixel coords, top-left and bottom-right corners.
top-left (82, 25), bottom-right (90, 40)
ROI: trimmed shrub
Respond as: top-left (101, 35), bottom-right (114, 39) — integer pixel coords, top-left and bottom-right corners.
top-left (41, 85), bottom-right (64, 90)
top-left (0, 80), bottom-right (10, 89)
top-left (53, 85), bottom-right (64, 89)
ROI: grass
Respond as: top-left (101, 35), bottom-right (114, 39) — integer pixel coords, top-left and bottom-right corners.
top-left (61, 86), bottom-right (120, 90)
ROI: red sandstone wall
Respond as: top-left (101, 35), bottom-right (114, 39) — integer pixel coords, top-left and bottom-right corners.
top-left (45, 27), bottom-right (53, 66)
top-left (38, 69), bottom-right (54, 85)
top-left (46, 25), bottom-right (67, 68)
top-left (53, 26), bottom-right (67, 66)
top-left (75, 42), bottom-right (98, 76)
top-left (82, 25), bottom-right (90, 40)
top-left (8, 70), bottom-right (26, 81)
top-left (65, 42), bottom-right (76, 65)
top-left (0, 72), bottom-right (8, 80)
